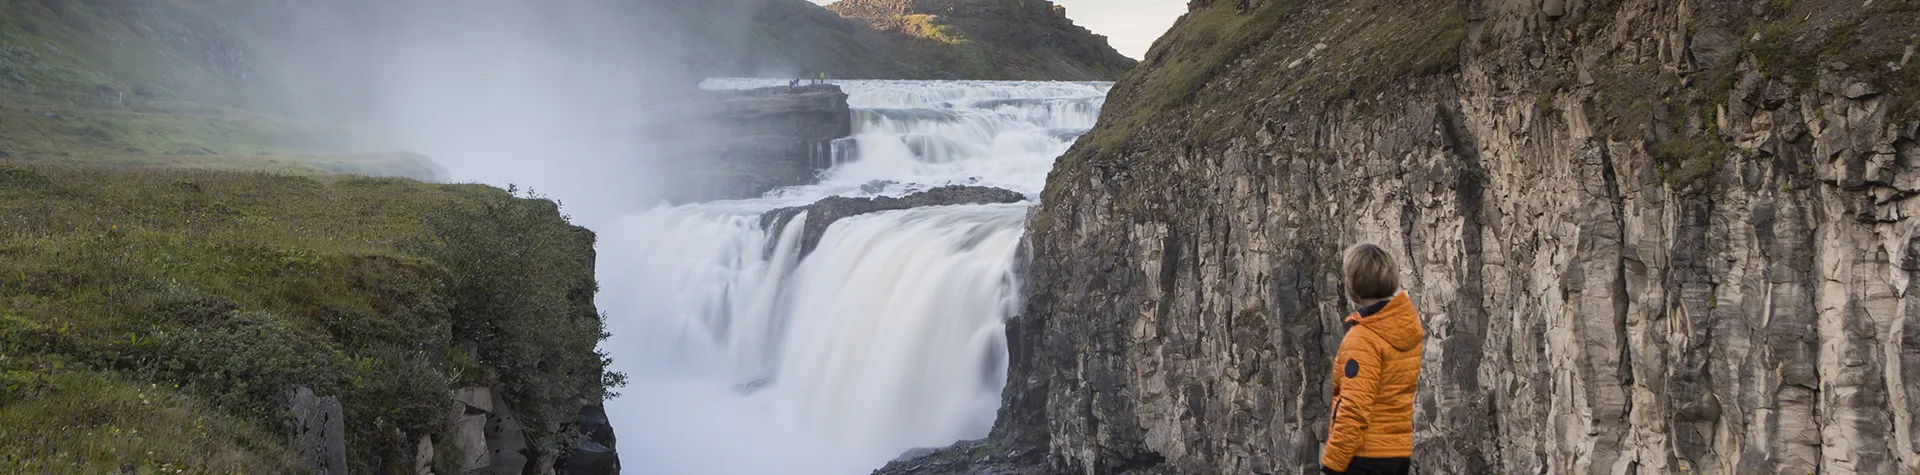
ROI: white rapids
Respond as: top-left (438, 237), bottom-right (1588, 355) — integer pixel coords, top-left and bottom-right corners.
top-left (598, 79), bottom-right (1109, 474)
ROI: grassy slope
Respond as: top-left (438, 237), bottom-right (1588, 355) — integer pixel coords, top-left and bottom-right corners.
top-left (1077, 0), bottom-right (1464, 154)
top-left (0, 166), bottom-right (610, 473)
top-left (831, 11), bottom-right (1133, 80)
top-left (0, 0), bottom-right (441, 179)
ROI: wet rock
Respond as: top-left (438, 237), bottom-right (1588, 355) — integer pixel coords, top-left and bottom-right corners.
top-left (761, 185), bottom-right (1027, 258)
top-left (861, 179), bottom-right (898, 194)
top-left (557, 404), bottom-right (621, 475)
top-left (732, 378), bottom-right (773, 395)
top-left (556, 440), bottom-right (618, 475)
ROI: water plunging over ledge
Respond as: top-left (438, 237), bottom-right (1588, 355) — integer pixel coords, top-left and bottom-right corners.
top-left (598, 79), bottom-right (1109, 474)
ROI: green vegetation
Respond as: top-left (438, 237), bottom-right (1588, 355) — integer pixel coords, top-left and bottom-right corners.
top-left (895, 15), bottom-right (997, 79)
top-left (0, 166), bottom-right (613, 473)
top-left (1, 366), bottom-right (296, 473)
top-left (1082, 2), bottom-right (1296, 152)
top-left (1080, 0), bottom-right (1465, 152)
top-left (1648, 136), bottom-right (1733, 188)
top-left (0, 0), bottom-right (265, 112)
top-left (0, 0), bottom-right (448, 181)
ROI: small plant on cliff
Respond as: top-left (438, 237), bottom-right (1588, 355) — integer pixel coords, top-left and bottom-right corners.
top-left (1649, 136), bottom-right (1732, 188)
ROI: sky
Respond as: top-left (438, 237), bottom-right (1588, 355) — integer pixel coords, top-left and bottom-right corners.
top-left (1050, 0), bottom-right (1187, 59)
top-left (808, 0), bottom-right (1187, 60)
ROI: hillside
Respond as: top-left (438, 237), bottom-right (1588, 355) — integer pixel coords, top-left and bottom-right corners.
top-left (826, 0), bottom-right (1137, 80)
top-left (0, 0), bottom-right (1130, 177)
top-left (883, 0), bottom-right (1920, 473)
top-left (0, 166), bottom-right (616, 473)
top-left (0, 0), bottom-right (444, 178)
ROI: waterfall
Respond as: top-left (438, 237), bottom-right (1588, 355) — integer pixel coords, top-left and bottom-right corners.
top-left (600, 79), bottom-right (1108, 474)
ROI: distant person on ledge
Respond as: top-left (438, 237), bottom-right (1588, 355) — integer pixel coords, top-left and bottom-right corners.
top-left (1320, 243), bottom-right (1423, 475)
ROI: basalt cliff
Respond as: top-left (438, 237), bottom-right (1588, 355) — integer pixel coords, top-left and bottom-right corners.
top-left (884, 0), bottom-right (1920, 474)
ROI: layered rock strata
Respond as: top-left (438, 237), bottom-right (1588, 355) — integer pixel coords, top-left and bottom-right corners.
top-left (891, 0), bottom-right (1920, 474)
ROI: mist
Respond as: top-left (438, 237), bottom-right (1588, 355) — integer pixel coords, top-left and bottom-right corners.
top-left (224, 1), bottom-right (1099, 472)
top-left (248, 1), bottom-right (838, 471)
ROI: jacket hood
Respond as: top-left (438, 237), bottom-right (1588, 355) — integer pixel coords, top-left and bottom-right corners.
top-left (1345, 292), bottom-right (1424, 351)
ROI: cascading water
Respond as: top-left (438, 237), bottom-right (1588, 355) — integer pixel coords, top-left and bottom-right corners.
top-left (599, 79), bottom-right (1108, 474)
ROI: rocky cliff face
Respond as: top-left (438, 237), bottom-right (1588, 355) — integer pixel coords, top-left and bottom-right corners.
top-left (645, 85), bottom-right (853, 203)
top-left (828, 0), bottom-right (1137, 80)
top-left (895, 0), bottom-right (1920, 474)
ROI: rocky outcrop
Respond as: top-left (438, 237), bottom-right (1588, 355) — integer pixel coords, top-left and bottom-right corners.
top-left (894, 0), bottom-right (1920, 474)
top-left (289, 386), bottom-right (349, 475)
top-left (762, 185), bottom-right (1027, 257)
top-left (557, 404), bottom-right (621, 474)
top-left (647, 85), bottom-right (853, 203)
top-left (827, 0), bottom-right (1137, 80)
top-left (873, 438), bottom-right (1054, 475)
top-left (433, 386), bottom-right (619, 475)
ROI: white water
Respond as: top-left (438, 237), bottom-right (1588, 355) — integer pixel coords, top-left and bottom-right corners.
top-left (600, 79), bottom-right (1108, 474)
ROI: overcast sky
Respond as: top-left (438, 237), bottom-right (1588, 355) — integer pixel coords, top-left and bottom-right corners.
top-left (1049, 0), bottom-right (1185, 59)
top-left (808, 0), bottom-right (1187, 60)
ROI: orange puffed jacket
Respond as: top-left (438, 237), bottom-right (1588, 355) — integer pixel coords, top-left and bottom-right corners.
top-left (1321, 291), bottom-right (1424, 472)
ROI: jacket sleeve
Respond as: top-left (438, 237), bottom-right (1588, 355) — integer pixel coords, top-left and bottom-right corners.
top-left (1321, 333), bottom-right (1382, 472)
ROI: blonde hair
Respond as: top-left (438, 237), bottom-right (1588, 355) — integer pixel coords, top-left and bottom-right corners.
top-left (1343, 243), bottom-right (1400, 302)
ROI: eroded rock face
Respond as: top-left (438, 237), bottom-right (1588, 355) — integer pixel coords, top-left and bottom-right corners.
top-left (557, 404), bottom-right (621, 475)
top-left (762, 185), bottom-right (1027, 257)
top-left (871, 439), bottom-right (1054, 475)
top-left (892, 0), bottom-right (1920, 474)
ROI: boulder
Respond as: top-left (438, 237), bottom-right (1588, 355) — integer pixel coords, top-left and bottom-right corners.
top-left (480, 389), bottom-right (530, 475)
top-left (287, 387), bottom-right (349, 475)
top-left (454, 414), bottom-right (489, 472)
top-left (414, 436), bottom-right (434, 475)
top-left (454, 386), bottom-right (492, 413)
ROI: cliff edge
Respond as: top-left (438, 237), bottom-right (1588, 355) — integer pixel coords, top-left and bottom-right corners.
top-left (893, 0), bottom-right (1920, 473)
top-left (0, 168), bottom-right (620, 474)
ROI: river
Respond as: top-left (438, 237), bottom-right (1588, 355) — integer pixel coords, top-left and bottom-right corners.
top-left (596, 79), bottom-right (1109, 474)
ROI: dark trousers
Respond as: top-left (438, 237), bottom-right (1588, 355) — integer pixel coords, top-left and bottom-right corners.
top-left (1323, 457), bottom-right (1411, 475)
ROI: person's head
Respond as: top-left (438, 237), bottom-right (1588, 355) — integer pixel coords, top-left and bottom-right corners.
top-left (1343, 243), bottom-right (1400, 304)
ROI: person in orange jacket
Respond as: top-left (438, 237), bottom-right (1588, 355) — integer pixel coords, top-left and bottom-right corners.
top-left (1320, 243), bottom-right (1424, 475)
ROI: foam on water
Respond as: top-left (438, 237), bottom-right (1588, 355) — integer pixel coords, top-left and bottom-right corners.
top-left (600, 79), bottom-right (1106, 473)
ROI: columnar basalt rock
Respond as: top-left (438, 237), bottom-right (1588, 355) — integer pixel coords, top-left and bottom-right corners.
top-left (884, 0), bottom-right (1920, 474)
